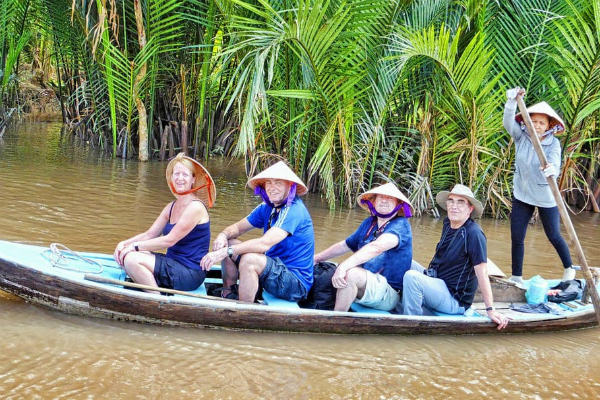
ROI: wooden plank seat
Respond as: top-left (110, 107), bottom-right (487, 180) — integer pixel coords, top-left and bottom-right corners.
top-left (431, 309), bottom-right (473, 317)
top-left (173, 266), bottom-right (225, 297)
top-left (103, 268), bottom-right (126, 282)
top-left (172, 265), bottom-right (222, 298)
top-left (183, 284), bottom-right (207, 296)
top-left (350, 302), bottom-right (391, 314)
top-left (261, 290), bottom-right (300, 308)
top-left (349, 303), bottom-right (485, 317)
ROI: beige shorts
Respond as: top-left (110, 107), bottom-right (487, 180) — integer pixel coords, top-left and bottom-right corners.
top-left (355, 270), bottom-right (399, 311)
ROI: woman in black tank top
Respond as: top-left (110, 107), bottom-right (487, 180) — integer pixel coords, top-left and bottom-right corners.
top-left (113, 153), bottom-right (216, 291)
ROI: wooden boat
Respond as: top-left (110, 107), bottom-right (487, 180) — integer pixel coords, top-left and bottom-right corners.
top-left (0, 240), bottom-right (597, 334)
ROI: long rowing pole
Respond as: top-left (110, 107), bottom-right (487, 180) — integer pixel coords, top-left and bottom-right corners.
top-left (84, 274), bottom-right (234, 302)
top-left (516, 97), bottom-right (600, 324)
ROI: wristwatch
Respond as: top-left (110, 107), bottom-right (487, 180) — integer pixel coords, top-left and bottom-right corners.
top-left (227, 246), bottom-right (234, 258)
top-left (486, 306), bottom-right (495, 312)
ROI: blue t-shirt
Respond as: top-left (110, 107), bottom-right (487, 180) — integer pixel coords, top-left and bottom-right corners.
top-left (429, 217), bottom-right (487, 308)
top-left (345, 216), bottom-right (413, 290)
top-left (246, 198), bottom-right (315, 290)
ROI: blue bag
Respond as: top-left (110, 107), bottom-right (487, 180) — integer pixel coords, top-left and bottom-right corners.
top-left (526, 275), bottom-right (548, 304)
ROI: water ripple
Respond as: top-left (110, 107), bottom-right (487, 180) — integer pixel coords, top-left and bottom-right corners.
top-left (1, 122), bottom-right (600, 399)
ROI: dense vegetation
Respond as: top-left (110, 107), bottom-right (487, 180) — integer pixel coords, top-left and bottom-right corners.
top-left (1, 0), bottom-right (599, 215)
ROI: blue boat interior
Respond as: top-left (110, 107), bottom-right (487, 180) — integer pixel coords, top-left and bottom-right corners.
top-left (0, 240), bottom-right (595, 320)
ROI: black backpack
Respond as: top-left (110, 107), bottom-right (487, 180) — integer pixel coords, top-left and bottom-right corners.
top-left (299, 261), bottom-right (337, 310)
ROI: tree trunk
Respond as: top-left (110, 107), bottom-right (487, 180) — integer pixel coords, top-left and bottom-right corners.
top-left (181, 120), bottom-right (188, 155)
top-left (159, 123), bottom-right (168, 161)
top-left (591, 181), bottom-right (600, 212)
top-left (134, 0), bottom-right (149, 161)
top-left (168, 124), bottom-right (175, 158)
top-left (136, 96), bottom-right (149, 160)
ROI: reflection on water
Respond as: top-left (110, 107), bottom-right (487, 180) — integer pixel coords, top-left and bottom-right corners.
top-left (1, 122), bottom-right (600, 399)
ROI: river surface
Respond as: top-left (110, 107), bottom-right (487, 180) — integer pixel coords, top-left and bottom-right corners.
top-left (0, 122), bottom-right (599, 399)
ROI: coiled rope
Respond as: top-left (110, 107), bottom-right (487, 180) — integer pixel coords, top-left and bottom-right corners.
top-left (43, 243), bottom-right (105, 274)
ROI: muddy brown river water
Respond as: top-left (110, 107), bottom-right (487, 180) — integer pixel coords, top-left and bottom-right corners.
top-left (0, 122), bottom-right (599, 399)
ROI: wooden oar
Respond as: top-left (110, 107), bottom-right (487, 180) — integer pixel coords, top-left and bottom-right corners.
top-left (516, 97), bottom-right (600, 324)
top-left (84, 274), bottom-right (231, 301)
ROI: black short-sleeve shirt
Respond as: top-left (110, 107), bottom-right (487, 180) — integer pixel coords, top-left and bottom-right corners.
top-left (429, 218), bottom-right (487, 307)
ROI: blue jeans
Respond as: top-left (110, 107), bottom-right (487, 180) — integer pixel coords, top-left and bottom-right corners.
top-left (510, 198), bottom-right (572, 276)
top-left (401, 263), bottom-right (465, 316)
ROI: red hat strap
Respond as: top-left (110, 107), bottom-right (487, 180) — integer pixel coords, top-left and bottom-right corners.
top-left (169, 181), bottom-right (214, 207)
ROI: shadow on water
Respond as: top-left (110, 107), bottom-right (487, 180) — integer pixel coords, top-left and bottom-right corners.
top-left (1, 122), bottom-right (600, 399)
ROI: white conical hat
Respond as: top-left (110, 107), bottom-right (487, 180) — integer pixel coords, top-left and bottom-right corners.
top-left (435, 184), bottom-right (483, 218)
top-left (515, 101), bottom-right (565, 134)
top-left (166, 153), bottom-right (216, 207)
top-left (357, 182), bottom-right (413, 216)
top-left (247, 161), bottom-right (308, 195)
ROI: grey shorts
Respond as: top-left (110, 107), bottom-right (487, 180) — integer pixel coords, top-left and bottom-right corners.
top-left (354, 270), bottom-right (399, 311)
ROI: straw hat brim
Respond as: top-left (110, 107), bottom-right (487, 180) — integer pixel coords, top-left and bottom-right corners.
top-left (515, 101), bottom-right (565, 134)
top-left (166, 155), bottom-right (216, 207)
top-left (435, 187), bottom-right (483, 218)
top-left (357, 183), bottom-right (413, 216)
top-left (247, 161), bottom-right (308, 196)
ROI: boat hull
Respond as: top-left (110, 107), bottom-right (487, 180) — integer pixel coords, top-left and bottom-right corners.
top-left (0, 241), bottom-right (597, 334)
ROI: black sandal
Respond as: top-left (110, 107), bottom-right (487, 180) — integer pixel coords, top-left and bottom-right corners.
top-left (214, 284), bottom-right (238, 300)
top-left (123, 277), bottom-right (143, 292)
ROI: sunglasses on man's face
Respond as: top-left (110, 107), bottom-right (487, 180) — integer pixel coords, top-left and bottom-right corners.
top-left (446, 198), bottom-right (469, 208)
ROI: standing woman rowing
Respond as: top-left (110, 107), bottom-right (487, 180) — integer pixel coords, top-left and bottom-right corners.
top-left (504, 88), bottom-right (575, 285)
top-left (114, 153), bottom-right (216, 291)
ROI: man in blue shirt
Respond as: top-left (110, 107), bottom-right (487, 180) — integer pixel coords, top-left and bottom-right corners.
top-left (402, 184), bottom-right (509, 330)
top-left (200, 161), bottom-right (314, 303)
top-left (314, 183), bottom-right (413, 311)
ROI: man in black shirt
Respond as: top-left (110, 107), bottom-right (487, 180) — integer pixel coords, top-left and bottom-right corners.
top-left (402, 184), bottom-right (508, 330)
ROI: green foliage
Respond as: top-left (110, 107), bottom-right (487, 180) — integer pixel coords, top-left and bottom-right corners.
top-left (4, 0), bottom-right (600, 215)
top-left (0, 0), bottom-right (34, 108)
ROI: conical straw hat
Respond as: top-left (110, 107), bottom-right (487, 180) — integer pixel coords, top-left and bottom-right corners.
top-left (166, 153), bottom-right (216, 208)
top-left (435, 184), bottom-right (483, 218)
top-left (357, 183), bottom-right (413, 215)
top-left (515, 101), bottom-right (565, 134)
top-left (247, 161), bottom-right (308, 195)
